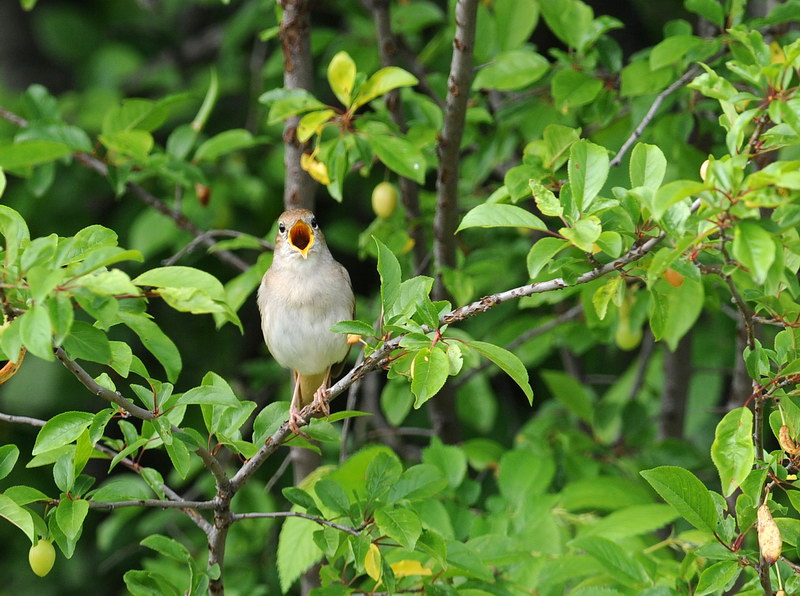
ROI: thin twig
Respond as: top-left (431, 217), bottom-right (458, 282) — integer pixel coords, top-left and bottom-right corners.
top-left (609, 51), bottom-right (726, 168)
top-left (340, 351), bottom-right (366, 464)
top-left (264, 453), bottom-right (292, 495)
top-left (163, 229), bottom-right (272, 267)
top-left (0, 412), bottom-right (45, 427)
top-left (453, 304), bottom-right (583, 388)
top-left (231, 511), bottom-right (363, 536)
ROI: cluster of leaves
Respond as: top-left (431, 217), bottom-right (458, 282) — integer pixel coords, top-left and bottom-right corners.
top-left (4, 0), bottom-right (800, 595)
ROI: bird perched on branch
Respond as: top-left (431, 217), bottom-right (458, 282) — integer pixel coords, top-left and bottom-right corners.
top-left (257, 209), bottom-right (354, 434)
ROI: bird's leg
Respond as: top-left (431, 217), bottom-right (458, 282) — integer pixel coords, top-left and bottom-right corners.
top-left (289, 371), bottom-right (309, 437)
top-left (311, 367), bottom-right (332, 418)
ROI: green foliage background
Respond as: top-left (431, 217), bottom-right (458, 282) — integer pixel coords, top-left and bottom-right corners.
top-left (1, 0), bottom-right (800, 595)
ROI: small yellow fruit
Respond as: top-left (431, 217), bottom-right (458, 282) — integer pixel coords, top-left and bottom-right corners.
top-left (699, 159), bottom-right (709, 182)
top-left (371, 182), bottom-right (398, 219)
top-left (29, 539), bottom-right (56, 577)
top-left (615, 320), bottom-right (642, 351)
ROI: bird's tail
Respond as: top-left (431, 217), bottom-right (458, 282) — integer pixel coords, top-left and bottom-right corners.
top-left (297, 371), bottom-right (328, 409)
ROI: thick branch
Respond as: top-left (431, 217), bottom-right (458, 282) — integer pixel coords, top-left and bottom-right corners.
top-left (433, 0), bottom-right (479, 295)
top-left (279, 0), bottom-right (316, 210)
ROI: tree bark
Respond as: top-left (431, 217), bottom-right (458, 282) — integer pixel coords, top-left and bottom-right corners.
top-left (279, 0), bottom-right (316, 211)
top-left (659, 330), bottom-right (693, 440)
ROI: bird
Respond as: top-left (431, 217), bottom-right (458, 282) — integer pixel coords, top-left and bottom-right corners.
top-left (257, 209), bottom-right (354, 435)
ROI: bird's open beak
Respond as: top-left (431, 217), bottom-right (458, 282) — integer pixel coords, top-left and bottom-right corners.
top-left (288, 220), bottom-right (315, 259)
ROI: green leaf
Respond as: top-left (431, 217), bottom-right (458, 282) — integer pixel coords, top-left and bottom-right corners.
top-left (296, 109), bottom-right (335, 143)
top-left (684, 0), bottom-right (724, 27)
top-left (541, 369), bottom-right (593, 423)
top-left (423, 439), bottom-right (467, 489)
top-left (62, 320), bottom-right (111, 364)
top-left (527, 237), bottom-right (568, 278)
top-left (119, 313), bottom-right (182, 383)
top-left (469, 341), bottom-right (533, 404)
top-left (194, 129), bottom-right (260, 162)
top-left (652, 180), bottom-right (705, 220)
top-left (499, 448), bottom-right (554, 504)
top-left (640, 466), bottom-right (718, 533)
top-left (388, 464), bottom-right (448, 501)
top-left (328, 51), bottom-right (357, 106)
top-left (629, 143), bottom-right (667, 190)
top-left (473, 49), bottom-right (549, 91)
top-left (375, 507), bottom-right (422, 550)
top-left (277, 512), bottom-right (323, 593)
top-left (648, 277), bottom-right (704, 351)
top-left (529, 179), bottom-right (562, 217)
top-left (0, 444), bottom-right (19, 480)
top-left (410, 346), bottom-right (450, 408)
top-left (457, 203), bottom-right (547, 233)
top-left (495, 0), bottom-right (539, 51)
top-left (282, 486), bottom-right (317, 510)
top-left (352, 67), bottom-right (418, 109)
top-left (0, 169), bottom-right (6, 198)
top-left (33, 412), bottom-right (94, 456)
top-left (100, 130), bottom-right (154, 161)
top-left (314, 478), bottom-right (350, 515)
top-left (263, 89), bottom-right (325, 124)
top-left (252, 402), bottom-right (290, 445)
top-left (176, 384), bottom-right (240, 407)
top-left (571, 536), bottom-right (647, 586)
top-left (732, 221), bottom-right (776, 284)
top-left (0, 494), bottom-right (34, 543)
top-left (650, 35), bottom-right (703, 70)
top-left (695, 560), bottom-right (742, 596)
top-left (365, 451), bottom-right (403, 501)
top-left (0, 140), bottom-right (71, 170)
top-left (366, 134), bottom-right (426, 183)
top-left (140, 534), bottom-right (191, 562)
top-left (592, 275), bottom-right (623, 320)
top-left (569, 140), bottom-right (609, 211)
top-left (56, 498), bottom-right (89, 541)
top-left (560, 216), bottom-right (602, 252)
top-left (375, 237), bottom-right (401, 316)
top-left (330, 320), bottom-right (374, 336)
top-left (551, 69), bottom-right (603, 110)
top-left (711, 407), bottom-right (754, 497)
top-left (19, 304), bottom-right (53, 361)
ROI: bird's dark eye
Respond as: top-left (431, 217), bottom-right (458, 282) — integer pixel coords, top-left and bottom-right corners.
top-left (278, 223), bottom-right (286, 234)
top-left (310, 217), bottom-right (318, 229)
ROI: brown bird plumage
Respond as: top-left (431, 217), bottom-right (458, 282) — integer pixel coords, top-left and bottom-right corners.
top-left (257, 209), bottom-right (354, 433)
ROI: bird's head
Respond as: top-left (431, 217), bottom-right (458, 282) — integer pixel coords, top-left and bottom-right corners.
top-left (275, 209), bottom-right (324, 260)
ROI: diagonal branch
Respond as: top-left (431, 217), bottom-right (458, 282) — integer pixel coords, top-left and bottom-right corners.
top-left (232, 206), bottom-right (699, 489)
top-left (609, 51), bottom-right (726, 168)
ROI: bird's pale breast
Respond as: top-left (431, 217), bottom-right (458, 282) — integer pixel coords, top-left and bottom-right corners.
top-left (258, 259), bottom-right (352, 375)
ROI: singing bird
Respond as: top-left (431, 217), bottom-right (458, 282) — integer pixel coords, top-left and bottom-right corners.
top-left (257, 209), bottom-right (354, 434)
